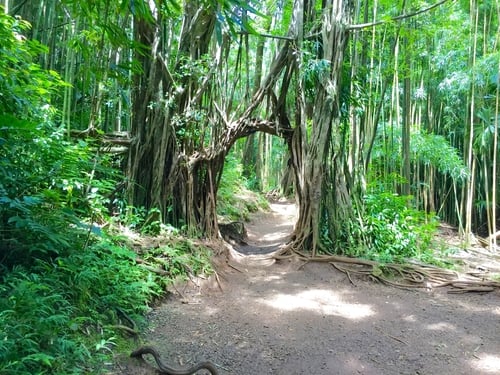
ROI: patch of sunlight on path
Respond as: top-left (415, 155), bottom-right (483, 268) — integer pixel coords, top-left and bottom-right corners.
top-left (471, 354), bottom-right (500, 374)
top-left (258, 288), bottom-right (375, 320)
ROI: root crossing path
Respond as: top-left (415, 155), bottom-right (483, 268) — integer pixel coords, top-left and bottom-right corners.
top-left (116, 201), bottom-right (500, 375)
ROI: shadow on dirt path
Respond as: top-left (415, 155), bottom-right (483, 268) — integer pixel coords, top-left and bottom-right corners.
top-left (114, 201), bottom-right (500, 375)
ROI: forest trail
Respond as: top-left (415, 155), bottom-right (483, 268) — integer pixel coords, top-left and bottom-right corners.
top-left (115, 202), bottom-right (500, 375)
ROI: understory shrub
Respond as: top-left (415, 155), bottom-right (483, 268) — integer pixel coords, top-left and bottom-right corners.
top-left (0, 234), bottom-right (217, 374)
top-left (143, 239), bottom-right (215, 278)
top-left (0, 240), bottom-right (161, 374)
top-left (0, 119), bottom-right (123, 264)
top-left (348, 190), bottom-right (439, 263)
top-left (218, 154), bottom-right (268, 221)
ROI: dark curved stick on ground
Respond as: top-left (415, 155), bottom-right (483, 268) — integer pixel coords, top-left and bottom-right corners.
top-left (130, 346), bottom-right (219, 375)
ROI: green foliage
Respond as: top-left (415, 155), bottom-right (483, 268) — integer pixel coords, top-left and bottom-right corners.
top-left (0, 9), bottom-right (66, 118)
top-left (0, 240), bottom-right (161, 375)
top-left (214, 0), bottom-right (264, 42)
top-left (0, 10), bottom-right (216, 374)
top-left (0, 120), bottom-right (121, 265)
top-left (302, 52), bottom-right (330, 100)
top-left (0, 222), bottom-right (216, 374)
top-left (120, 206), bottom-right (179, 236)
top-left (143, 239), bottom-right (214, 280)
top-left (263, 0), bottom-right (292, 36)
top-left (217, 154), bottom-right (268, 221)
top-left (412, 131), bottom-right (470, 183)
top-left (347, 189), bottom-right (439, 264)
top-left (370, 126), bottom-right (469, 183)
top-left (0, 9), bottom-right (122, 267)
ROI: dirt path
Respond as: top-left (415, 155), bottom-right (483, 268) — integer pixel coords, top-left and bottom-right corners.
top-left (116, 202), bottom-right (500, 375)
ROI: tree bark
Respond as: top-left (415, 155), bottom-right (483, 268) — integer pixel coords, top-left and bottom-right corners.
top-left (127, 0), bottom-right (356, 248)
top-left (126, 0), bottom-right (220, 235)
top-left (289, 0), bottom-right (354, 255)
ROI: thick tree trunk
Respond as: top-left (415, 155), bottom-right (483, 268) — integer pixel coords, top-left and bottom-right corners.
top-left (127, 1), bottom-right (220, 235)
top-left (290, 0), bottom-right (353, 255)
top-left (127, 14), bottom-right (178, 216)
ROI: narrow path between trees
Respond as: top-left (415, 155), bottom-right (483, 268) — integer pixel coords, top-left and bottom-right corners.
top-left (234, 199), bottom-right (297, 256)
top-left (115, 202), bottom-right (500, 375)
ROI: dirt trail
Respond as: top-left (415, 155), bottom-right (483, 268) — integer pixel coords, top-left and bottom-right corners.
top-left (116, 201), bottom-right (500, 375)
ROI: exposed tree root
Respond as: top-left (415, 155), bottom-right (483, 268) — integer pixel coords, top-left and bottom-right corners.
top-left (135, 257), bottom-right (170, 276)
top-left (109, 307), bottom-right (139, 337)
top-left (434, 280), bottom-right (499, 293)
top-left (274, 247), bottom-right (500, 293)
top-left (107, 324), bottom-right (139, 337)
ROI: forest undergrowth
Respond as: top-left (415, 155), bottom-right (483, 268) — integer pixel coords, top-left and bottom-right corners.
top-left (0, 123), bottom-right (218, 374)
top-left (0, 134), bottom-right (267, 374)
top-left (2, 136), bottom-right (498, 374)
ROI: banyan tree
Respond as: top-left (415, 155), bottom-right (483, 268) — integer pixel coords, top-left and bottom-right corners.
top-left (126, 0), bottom-right (357, 254)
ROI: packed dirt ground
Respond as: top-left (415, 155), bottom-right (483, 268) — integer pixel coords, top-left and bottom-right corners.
top-left (114, 201), bottom-right (500, 375)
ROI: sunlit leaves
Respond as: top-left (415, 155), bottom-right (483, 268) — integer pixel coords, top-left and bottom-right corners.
top-left (472, 52), bottom-right (500, 91)
top-left (412, 131), bottom-right (470, 183)
top-left (302, 55), bottom-right (331, 93)
top-left (475, 107), bottom-right (500, 153)
top-left (371, 126), bottom-right (470, 183)
top-left (127, 0), bottom-right (155, 23)
top-left (214, 0), bottom-right (264, 42)
top-left (0, 241), bottom-right (162, 374)
top-left (0, 9), bottom-right (65, 118)
top-left (349, 190), bottom-right (439, 264)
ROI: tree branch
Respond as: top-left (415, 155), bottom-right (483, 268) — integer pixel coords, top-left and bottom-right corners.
top-left (347, 0), bottom-right (451, 31)
top-left (239, 31), bottom-right (295, 41)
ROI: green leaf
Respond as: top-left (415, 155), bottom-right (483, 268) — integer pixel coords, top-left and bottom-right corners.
top-left (22, 353), bottom-right (55, 367)
top-left (0, 114), bottom-right (38, 131)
